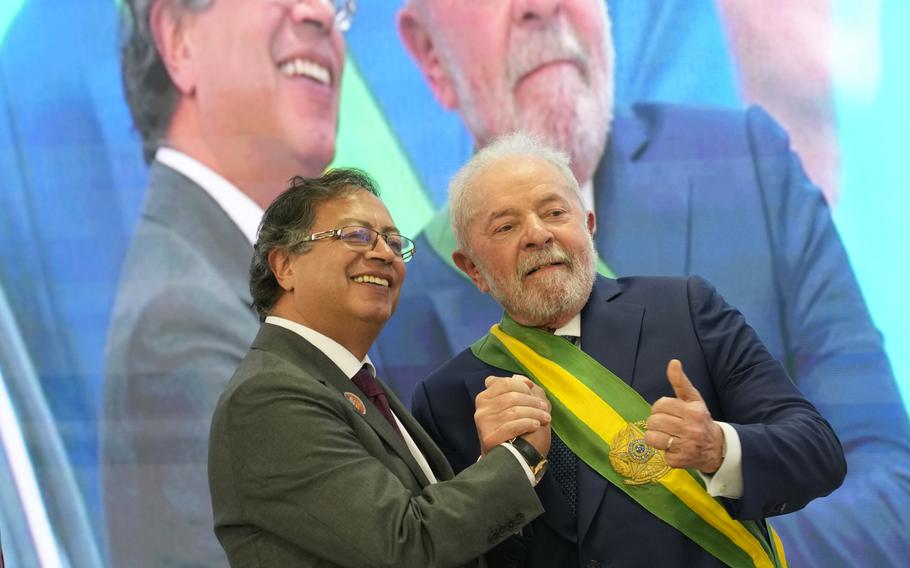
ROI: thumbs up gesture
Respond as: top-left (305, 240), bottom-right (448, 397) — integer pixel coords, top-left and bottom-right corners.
top-left (644, 360), bottom-right (725, 474)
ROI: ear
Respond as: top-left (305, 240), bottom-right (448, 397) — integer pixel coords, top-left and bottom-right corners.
top-left (453, 250), bottom-right (491, 294)
top-left (150, 0), bottom-right (197, 95)
top-left (398, 7), bottom-right (459, 110)
top-left (268, 248), bottom-right (296, 292)
top-left (586, 210), bottom-right (597, 237)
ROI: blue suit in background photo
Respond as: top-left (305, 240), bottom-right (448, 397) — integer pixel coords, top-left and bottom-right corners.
top-left (372, 103), bottom-right (910, 565)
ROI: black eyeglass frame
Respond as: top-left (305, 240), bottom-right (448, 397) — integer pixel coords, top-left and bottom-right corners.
top-left (300, 225), bottom-right (416, 262)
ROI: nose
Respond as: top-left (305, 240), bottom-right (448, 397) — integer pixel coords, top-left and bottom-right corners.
top-left (522, 215), bottom-right (555, 249)
top-left (288, 0), bottom-right (337, 32)
top-left (513, 0), bottom-right (562, 26)
top-left (365, 234), bottom-right (398, 264)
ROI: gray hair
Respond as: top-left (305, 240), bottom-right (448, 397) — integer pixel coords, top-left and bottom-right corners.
top-left (449, 132), bottom-right (582, 251)
top-left (121, 0), bottom-right (213, 163)
top-left (249, 168), bottom-right (381, 320)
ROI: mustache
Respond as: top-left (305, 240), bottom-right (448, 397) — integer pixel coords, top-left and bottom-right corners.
top-left (516, 246), bottom-right (574, 278)
top-left (506, 18), bottom-right (589, 88)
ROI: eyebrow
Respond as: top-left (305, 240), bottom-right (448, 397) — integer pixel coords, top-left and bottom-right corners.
top-left (337, 217), bottom-right (400, 234)
top-left (484, 195), bottom-right (570, 223)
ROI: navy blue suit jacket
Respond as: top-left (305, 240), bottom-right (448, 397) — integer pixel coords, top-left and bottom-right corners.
top-left (373, 104), bottom-right (910, 565)
top-left (412, 275), bottom-right (845, 567)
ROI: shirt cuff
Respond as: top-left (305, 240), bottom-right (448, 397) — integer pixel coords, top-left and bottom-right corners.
top-left (697, 421), bottom-right (743, 498)
top-left (500, 442), bottom-right (538, 486)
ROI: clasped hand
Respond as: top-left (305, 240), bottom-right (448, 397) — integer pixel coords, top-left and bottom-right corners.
top-left (474, 375), bottom-right (552, 457)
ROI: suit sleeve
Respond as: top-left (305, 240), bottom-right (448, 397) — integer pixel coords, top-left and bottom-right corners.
top-left (216, 370), bottom-right (544, 568)
top-left (745, 107), bottom-right (910, 565)
top-left (686, 275), bottom-right (846, 520)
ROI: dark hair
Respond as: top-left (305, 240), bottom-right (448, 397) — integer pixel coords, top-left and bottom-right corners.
top-left (249, 168), bottom-right (381, 320)
top-left (121, 0), bottom-right (212, 163)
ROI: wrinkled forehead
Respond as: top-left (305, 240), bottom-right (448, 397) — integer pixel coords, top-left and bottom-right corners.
top-left (469, 155), bottom-right (578, 206)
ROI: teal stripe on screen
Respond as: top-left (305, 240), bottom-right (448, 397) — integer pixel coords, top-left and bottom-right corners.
top-left (0, 0), bottom-right (25, 45)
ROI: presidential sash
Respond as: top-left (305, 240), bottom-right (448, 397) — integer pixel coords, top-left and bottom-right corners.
top-left (471, 315), bottom-right (787, 568)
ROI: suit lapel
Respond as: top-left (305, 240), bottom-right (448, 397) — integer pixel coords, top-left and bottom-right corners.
top-left (146, 162), bottom-right (254, 308)
top-left (580, 278), bottom-right (644, 388)
top-left (320, 365), bottom-right (426, 481)
top-left (253, 325), bottom-right (431, 487)
top-left (577, 277), bottom-right (644, 544)
top-left (594, 108), bottom-right (691, 278)
top-left (386, 388), bottom-right (454, 484)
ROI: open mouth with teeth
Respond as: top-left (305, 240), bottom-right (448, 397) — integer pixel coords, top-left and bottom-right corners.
top-left (352, 275), bottom-right (390, 288)
top-left (278, 58), bottom-right (332, 86)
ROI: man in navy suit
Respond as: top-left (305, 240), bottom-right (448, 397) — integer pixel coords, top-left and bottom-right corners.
top-left (413, 133), bottom-right (845, 567)
top-left (383, 1), bottom-right (910, 564)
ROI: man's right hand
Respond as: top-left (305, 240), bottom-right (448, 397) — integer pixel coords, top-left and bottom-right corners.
top-left (474, 375), bottom-right (552, 456)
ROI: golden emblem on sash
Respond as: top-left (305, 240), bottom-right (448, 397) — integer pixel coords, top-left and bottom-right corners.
top-left (608, 421), bottom-right (671, 485)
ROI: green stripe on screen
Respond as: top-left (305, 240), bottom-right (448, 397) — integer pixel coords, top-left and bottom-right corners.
top-left (331, 55), bottom-right (435, 237)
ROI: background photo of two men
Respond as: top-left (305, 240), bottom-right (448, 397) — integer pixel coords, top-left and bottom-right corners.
top-left (0, 0), bottom-right (908, 566)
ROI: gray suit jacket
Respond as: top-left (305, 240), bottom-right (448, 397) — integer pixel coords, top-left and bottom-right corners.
top-left (103, 162), bottom-right (259, 566)
top-left (209, 323), bottom-right (543, 567)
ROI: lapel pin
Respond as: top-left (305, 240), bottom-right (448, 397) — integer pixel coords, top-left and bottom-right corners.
top-left (344, 392), bottom-right (367, 415)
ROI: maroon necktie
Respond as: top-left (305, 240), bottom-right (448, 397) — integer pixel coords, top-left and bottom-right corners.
top-left (351, 366), bottom-right (402, 437)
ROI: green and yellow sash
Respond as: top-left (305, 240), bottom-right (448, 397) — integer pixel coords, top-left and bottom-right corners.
top-left (471, 315), bottom-right (787, 568)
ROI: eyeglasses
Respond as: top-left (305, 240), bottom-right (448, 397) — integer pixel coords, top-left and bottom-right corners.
top-left (301, 225), bottom-right (416, 262)
top-left (327, 0), bottom-right (355, 32)
top-left (268, 0), bottom-right (357, 33)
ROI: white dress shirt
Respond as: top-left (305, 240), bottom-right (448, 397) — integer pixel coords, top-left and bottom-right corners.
top-left (553, 313), bottom-right (744, 498)
top-left (156, 147), bottom-right (264, 246)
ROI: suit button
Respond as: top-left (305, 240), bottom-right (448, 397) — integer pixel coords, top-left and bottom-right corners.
top-left (586, 561), bottom-right (602, 568)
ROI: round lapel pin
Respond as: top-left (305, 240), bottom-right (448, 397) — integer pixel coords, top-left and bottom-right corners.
top-left (344, 392), bottom-right (367, 415)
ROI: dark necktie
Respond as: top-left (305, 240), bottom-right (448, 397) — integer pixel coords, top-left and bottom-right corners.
top-left (549, 334), bottom-right (580, 516)
top-left (351, 366), bottom-right (402, 438)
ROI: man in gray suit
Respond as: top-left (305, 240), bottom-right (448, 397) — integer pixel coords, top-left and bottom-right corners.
top-left (209, 169), bottom-right (549, 566)
top-left (104, 1), bottom-right (355, 565)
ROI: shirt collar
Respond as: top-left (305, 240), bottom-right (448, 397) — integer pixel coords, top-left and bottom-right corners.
top-left (264, 316), bottom-right (374, 379)
top-left (155, 147), bottom-right (264, 245)
top-left (552, 312), bottom-right (582, 339)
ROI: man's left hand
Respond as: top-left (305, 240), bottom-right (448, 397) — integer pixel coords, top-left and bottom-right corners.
top-left (644, 359), bottom-right (724, 474)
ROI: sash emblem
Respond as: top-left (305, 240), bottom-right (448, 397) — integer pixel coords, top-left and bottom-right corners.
top-left (609, 421), bottom-right (671, 485)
